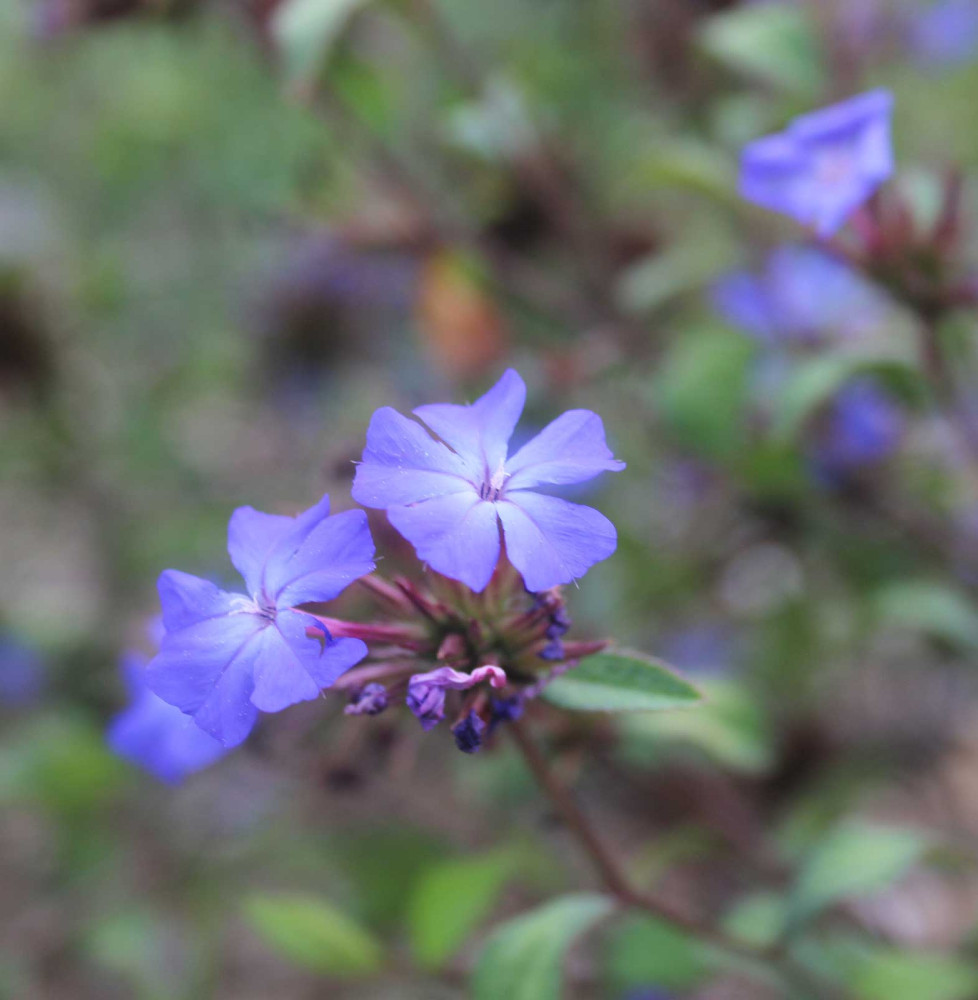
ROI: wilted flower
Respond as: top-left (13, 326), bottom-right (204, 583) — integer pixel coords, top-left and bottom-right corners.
top-left (108, 652), bottom-right (228, 784)
top-left (147, 495), bottom-right (375, 747)
top-left (352, 369), bottom-right (625, 592)
top-left (740, 90), bottom-right (894, 236)
top-left (405, 664), bottom-right (507, 731)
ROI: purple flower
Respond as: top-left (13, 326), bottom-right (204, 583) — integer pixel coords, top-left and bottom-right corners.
top-left (812, 378), bottom-right (904, 478)
top-left (452, 710), bottom-right (486, 753)
top-left (0, 638), bottom-right (46, 707)
top-left (147, 495), bottom-right (375, 747)
top-left (406, 665), bottom-right (507, 731)
top-left (712, 246), bottom-right (885, 343)
top-left (740, 90), bottom-right (894, 236)
top-left (344, 682), bottom-right (389, 716)
top-left (351, 370), bottom-right (625, 592)
top-left (108, 653), bottom-right (228, 784)
top-left (910, 0), bottom-right (978, 68)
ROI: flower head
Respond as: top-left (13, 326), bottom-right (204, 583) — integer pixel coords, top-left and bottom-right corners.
top-left (108, 652), bottom-right (229, 784)
top-left (712, 246), bottom-right (885, 344)
top-left (405, 664), bottom-right (506, 731)
top-left (740, 90), bottom-right (894, 236)
top-left (351, 370), bottom-right (625, 592)
top-left (146, 495), bottom-right (375, 747)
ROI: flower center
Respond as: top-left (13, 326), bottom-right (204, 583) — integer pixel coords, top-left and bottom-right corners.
top-left (478, 461), bottom-right (507, 502)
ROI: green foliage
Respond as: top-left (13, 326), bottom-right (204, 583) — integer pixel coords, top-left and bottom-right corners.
top-left (543, 650), bottom-right (702, 713)
top-left (407, 848), bottom-right (521, 969)
top-left (271, 0), bottom-right (371, 92)
top-left (789, 822), bottom-right (930, 925)
top-left (471, 894), bottom-right (614, 1000)
top-left (722, 892), bottom-right (788, 949)
top-left (874, 579), bottom-right (978, 651)
top-left (604, 913), bottom-right (716, 993)
top-left (242, 893), bottom-right (384, 976)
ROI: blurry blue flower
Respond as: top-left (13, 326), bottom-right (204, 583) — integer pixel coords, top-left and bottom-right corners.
top-left (147, 495), bottom-right (375, 748)
top-left (352, 369), bottom-right (625, 592)
top-left (452, 710), bottom-right (487, 753)
top-left (712, 246), bottom-right (885, 343)
top-left (0, 638), bottom-right (46, 706)
top-left (406, 665), bottom-right (506, 731)
top-left (108, 652), bottom-right (228, 784)
top-left (813, 378), bottom-right (905, 477)
top-left (740, 90), bottom-right (893, 236)
top-left (911, 0), bottom-right (978, 68)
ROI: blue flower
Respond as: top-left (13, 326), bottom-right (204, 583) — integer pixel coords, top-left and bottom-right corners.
top-left (351, 370), bottom-right (625, 592)
top-left (108, 652), bottom-right (228, 784)
top-left (812, 378), bottom-right (904, 478)
top-left (146, 495), bottom-right (375, 747)
top-left (911, 0), bottom-right (978, 69)
top-left (740, 90), bottom-right (894, 236)
top-left (0, 638), bottom-right (46, 707)
top-left (712, 246), bottom-right (885, 343)
top-left (452, 710), bottom-right (486, 754)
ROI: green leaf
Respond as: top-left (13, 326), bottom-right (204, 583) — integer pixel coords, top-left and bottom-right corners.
top-left (407, 848), bottom-right (520, 970)
top-left (697, 4), bottom-right (823, 96)
top-left (620, 679), bottom-right (774, 775)
top-left (875, 579), bottom-right (978, 651)
top-left (242, 893), bottom-right (383, 976)
top-left (604, 913), bottom-right (715, 992)
top-left (542, 651), bottom-right (702, 714)
top-left (771, 356), bottom-right (923, 444)
top-left (789, 822), bottom-right (929, 925)
top-left (472, 894), bottom-right (614, 1000)
top-left (852, 949), bottom-right (978, 1000)
top-left (271, 0), bottom-right (369, 93)
top-left (722, 892), bottom-right (788, 949)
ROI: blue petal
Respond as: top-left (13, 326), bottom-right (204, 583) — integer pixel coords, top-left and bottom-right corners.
top-left (351, 406), bottom-right (473, 507)
top-left (414, 368), bottom-right (526, 475)
top-left (107, 654), bottom-right (228, 784)
top-left (265, 507), bottom-right (375, 608)
top-left (227, 507), bottom-right (295, 598)
top-left (157, 570), bottom-right (244, 632)
top-left (504, 409), bottom-right (625, 490)
top-left (498, 492), bottom-right (617, 591)
top-left (387, 493), bottom-right (500, 592)
top-left (250, 609), bottom-right (366, 713)
top-left (146, 610), bottom-right (264, 747)
top-left (711, 271), bottom-right (776, 341)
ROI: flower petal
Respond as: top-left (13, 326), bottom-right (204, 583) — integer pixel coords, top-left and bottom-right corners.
top-left (504, 410), bottom-right (625, 490)
top-left (249, 609), bottom-right (367, 713)
top-left (351, 406), bottom-right (473, 507)
top-left (266, 508), bottom-right (375, 608)
top-left (157, 570), bottom-right (245, 633)
top-left (387, 493), bottom-right (500, 592)
top-left (498, 492), bottom-right (617, 591)
top-left (414, 368), bottom-right (526, 474)
top-left (146, 611), bottom-right (264, 747)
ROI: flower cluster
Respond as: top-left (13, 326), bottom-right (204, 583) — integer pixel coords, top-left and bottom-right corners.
top-left (111, 370), bottom-right (624, 776)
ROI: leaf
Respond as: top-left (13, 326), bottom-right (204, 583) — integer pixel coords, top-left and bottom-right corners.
top-left (697, 4), bottom-right (823, 96)
top-left (789, 822), bottom-right (929, 925)
top-left (722, 892), bottom-right (788, 949)
top-left (271, 0), bottom-right (369, 93)
top-left (407, 848), bottom-right (520, 970)
top-left (852, 949), bottom-right (978, 1000)
top-left (471, 894), bottom-right (614, 1000)
top-left (875, 579), bottom-right (978, 651)
top-left (242, 893), bottom-right (383, 976)
top-left (620, 679), bottom-right (774, 775)
top-left (542, 651), bottom-right (702, 714)
top-left (772, 356), bottom-right (924, 444)
top-left (604, 913), bottom-right (715, 993)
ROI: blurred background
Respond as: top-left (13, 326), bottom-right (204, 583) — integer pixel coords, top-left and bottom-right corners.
top-left (4, 0), bottom-right (978, 996)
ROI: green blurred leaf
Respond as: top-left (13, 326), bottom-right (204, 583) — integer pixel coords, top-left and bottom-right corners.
top-left (271, 0), bottom-right (369, 92)
top-left (852, 949), bottom-right (978, 1000)
top-left (243, 893), bottom-right (383, 976)
top-left (772, 356), bottom-right (923, 443)
top-left (874, 579), bottom-right (978, 651)
top-left (407, 848), bottom-right (520, 970)
top-left (605, 913), bottom-right (715, 993)
top-left (472, 894), bottom-right (613, 1000)
top-left (722, 892), bottom-right (788, 949)
top-left (653, 328), bottom-right (754, 458)
top-left (789, 822), bottom-right (929, 925)
top-left (542, 651), bottom-right (702, 714)
top-left (698, 5), bottom-right (823, 96)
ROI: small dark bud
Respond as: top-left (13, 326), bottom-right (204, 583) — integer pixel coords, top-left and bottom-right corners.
top-left (344, 683), bottom-right (389, 716)
top-left (452, 710), bottom-right (486, 754)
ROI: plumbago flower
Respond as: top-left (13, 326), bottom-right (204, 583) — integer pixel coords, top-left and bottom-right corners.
top-left (351, 369), bottom-right (625, 593)
top-left (146, 495), bottom-right (375, 747)
top-left (740, 90), bottom-right (894, 236)
top-left (108, 651), bottom-right (228, 784)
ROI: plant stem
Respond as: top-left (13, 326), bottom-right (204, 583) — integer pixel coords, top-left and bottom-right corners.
top-left (508, 716), bottom-right (849, 1000)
